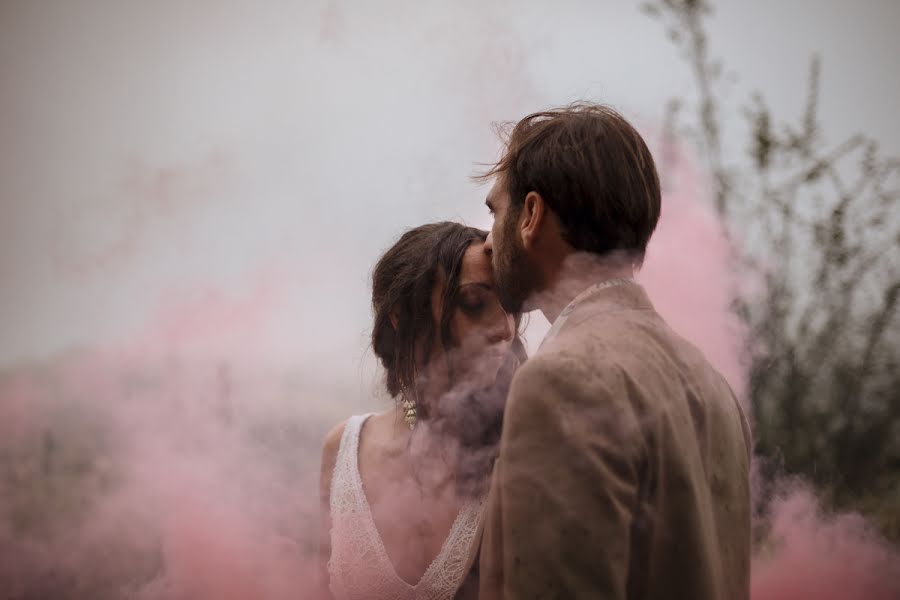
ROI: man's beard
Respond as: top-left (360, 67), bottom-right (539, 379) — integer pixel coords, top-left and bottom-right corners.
top-left (493, 216), bottom-right (539, 314)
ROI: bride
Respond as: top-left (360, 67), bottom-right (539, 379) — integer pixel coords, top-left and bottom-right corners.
top-left (317, 222), bottom-right (525, 600)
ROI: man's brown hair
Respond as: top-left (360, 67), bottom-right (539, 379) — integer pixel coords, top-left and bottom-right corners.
top-left (480, 102), bottom-right (661, 260)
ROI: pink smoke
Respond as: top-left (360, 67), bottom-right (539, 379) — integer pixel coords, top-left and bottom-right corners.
top-left (637, 142), bottom-right (900, 598)
top-left (638, 148), bottom-right (747, 400)
top-left (0, 272), bottom-right (324, 599)
top-left (752, 484), bottom-right (900, 600)
top-left (123, 266), bottom-right (288, 364)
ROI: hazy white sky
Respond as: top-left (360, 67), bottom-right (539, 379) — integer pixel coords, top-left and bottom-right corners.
top-left (1, 0), bottom-right (898, 385)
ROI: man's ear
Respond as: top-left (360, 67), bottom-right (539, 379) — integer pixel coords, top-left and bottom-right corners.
top-left (520, 191), bottom-right (547, 250)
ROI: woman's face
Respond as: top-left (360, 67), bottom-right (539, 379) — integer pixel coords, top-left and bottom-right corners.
top-left (427, 241), bottom-right (515, 392)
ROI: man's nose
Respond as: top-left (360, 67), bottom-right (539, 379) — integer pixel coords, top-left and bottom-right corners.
top-left (484, 231), bottom-right (493, 254)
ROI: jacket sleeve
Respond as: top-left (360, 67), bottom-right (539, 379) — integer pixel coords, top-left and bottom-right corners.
top-left (491, 357), bottom-right (644, 599)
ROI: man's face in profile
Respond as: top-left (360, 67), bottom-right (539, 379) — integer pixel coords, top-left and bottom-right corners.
top-left (484, 179), bottom-right (538, 314)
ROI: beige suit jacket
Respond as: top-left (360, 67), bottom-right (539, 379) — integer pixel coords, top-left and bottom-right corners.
top-left (459, 282), bottom-right (751, 600)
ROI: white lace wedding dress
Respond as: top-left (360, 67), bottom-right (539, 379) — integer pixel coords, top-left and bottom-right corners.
top-left (327, 414), bottom-right (483, 600)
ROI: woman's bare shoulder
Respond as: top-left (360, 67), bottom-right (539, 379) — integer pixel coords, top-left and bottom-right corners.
top-left (319, 419), bottom-right (349, 498)
top-left (322, 419), bottom-right (348, 455)
top-left (320, 410), bottom-right (391, 464)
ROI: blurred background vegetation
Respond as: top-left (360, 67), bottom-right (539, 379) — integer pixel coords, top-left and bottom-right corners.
top-left (645, 0), bottom-right (900, 541)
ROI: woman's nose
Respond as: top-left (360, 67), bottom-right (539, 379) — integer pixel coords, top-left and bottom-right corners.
top-left (487, 314), bottom-right (514, 344)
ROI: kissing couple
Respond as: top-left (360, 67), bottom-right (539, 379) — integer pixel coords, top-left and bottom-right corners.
top-left (316, 102), bottom-right (752, 600)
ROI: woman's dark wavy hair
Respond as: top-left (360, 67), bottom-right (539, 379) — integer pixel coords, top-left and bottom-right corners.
top-left (371, 222), bottom-right (523, 416)
top-left (372, 222), bottom-right (527, 496)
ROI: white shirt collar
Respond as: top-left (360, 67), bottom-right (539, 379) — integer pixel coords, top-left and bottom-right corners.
top-left (539, 277), bottom-right (635, 350)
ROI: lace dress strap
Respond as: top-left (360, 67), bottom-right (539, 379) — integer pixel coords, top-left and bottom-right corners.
top-left (328, 413), bottom-right (370, 516)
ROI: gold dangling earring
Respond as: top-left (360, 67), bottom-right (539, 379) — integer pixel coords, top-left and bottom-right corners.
top-left (400, 396), bottom-right (417, 430)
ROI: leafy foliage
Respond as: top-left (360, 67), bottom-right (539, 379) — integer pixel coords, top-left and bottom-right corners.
top-left (644, 0), bottom-right (900, 540)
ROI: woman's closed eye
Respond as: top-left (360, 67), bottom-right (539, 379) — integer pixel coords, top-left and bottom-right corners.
top-left (459, 284), bottom-right (509, 322)
top-left (458, 293), bottom-right (486, 316)
top-left (457, 284), bottom-right (494, 316)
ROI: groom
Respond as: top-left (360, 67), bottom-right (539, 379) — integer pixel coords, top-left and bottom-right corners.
top-left (466, 103), bottom-right (752, 599)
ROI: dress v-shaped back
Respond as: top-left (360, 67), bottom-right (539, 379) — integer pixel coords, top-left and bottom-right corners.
top-left (327, 414), bottom-right (484, 600)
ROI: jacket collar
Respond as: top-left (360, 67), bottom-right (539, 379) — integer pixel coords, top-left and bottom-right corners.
top-left (540, 279), bottom-right (654, 349)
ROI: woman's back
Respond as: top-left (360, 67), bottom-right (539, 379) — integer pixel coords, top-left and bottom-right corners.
top-left (326, 413), bottom-right (483, 600)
